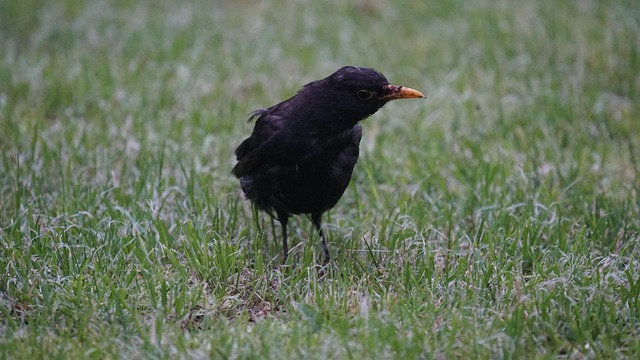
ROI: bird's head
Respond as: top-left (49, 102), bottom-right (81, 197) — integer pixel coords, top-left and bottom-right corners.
top-left (321, 66), bottom-right (424, 126)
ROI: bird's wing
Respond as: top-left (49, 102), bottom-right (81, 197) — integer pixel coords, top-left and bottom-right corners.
top-left (232, 107), bottom-right (286, 177)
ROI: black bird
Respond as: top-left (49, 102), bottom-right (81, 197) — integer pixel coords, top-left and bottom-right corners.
top-left (232, 66), bottom-right (424, 264)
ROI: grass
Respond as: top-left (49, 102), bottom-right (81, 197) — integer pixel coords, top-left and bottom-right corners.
top-left (1, 0), bottom-right (639, 358)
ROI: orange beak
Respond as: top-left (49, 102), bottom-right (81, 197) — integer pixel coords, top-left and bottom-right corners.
top-left (379, 84), bottom-right (425, 101)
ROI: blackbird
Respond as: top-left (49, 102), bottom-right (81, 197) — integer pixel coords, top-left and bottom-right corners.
top-left (232, 66), bottom-right (424, 264)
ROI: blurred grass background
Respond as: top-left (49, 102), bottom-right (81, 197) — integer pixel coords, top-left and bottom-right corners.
top-left (1, 0), bottom-right (639, 358)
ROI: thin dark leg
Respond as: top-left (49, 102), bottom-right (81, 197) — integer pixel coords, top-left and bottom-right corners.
top-left (311, 212), bottom-right (330, 264)
top-left (277, 212), bottom-right (289, 263)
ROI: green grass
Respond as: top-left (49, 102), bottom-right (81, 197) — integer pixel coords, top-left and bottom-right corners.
top-left (1, 0), bottom-right (639, 358)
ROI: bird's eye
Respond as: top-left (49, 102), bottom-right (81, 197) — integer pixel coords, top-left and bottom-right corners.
top-left (357, 90), bottom-right (374, 100)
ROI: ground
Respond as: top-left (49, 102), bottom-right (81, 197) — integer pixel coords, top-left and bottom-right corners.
top-left (1, 0), bottom-right (639, 358)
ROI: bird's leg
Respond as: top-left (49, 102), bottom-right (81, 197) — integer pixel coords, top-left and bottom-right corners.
top-left (277, 212), bottom-right (289, 264)
top-left (311, 213), bottom-right (330, 265)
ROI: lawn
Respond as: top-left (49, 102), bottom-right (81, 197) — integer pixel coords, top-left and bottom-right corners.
top-left (1, 0), bottom-right (639, 358)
